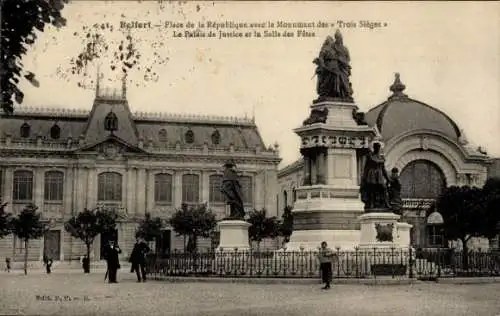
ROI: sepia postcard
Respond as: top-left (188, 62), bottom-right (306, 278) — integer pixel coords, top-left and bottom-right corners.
top-left (0, 1), bottom-right (499, 316)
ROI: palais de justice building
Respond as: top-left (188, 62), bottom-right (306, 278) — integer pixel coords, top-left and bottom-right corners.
top-left (278, 74), bottom-right (493, 249)
top-left (0, 83), bottom-right (281, 263)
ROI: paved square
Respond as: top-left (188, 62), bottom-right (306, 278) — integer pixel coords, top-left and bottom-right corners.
top-left (1, 271), bottom-right (499, 316)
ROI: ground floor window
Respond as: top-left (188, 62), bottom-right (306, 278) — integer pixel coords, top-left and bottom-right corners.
top-left (426, 225), bottom-right (444, 247)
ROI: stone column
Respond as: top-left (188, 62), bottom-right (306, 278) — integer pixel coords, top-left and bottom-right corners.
top-left (174, 172), bottom-right (183, 207)
top-left (34, 167), bottom-right (44, 209)
top-left (86, 168), bottom-right (96, 209)
top-left (64, 167), bottom-right (73, 217)
top-left (317, 149), bottom-right (326, 184)
top-left (126, 168), bottom-right (136, 214)
top-left (75, 168), bottom-right (86, 213)
top-left (310, 155), bottom-right (317, 185)
top-left (303, 156), bottom-right (311, 186)
top-left (201, 171), bottom-right (210, 203)
top-left (145, 170), bottom-right (153, 214)
top-left (3, 167), bottom-right (13, 208)
top-left (135, 168), bottom-right (146, 217)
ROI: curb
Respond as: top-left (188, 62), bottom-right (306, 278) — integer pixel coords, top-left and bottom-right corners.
top-left (435, 277), bottom-right (500, 284)
top-left (151, 276), bottom-right (422, 285)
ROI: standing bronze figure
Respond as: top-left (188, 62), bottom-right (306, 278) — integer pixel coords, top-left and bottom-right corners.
top-left (221, 159), bottom-right (245, 219)
top-left (313, 29), bottom-right (353, 102)
top-left (360, 142), bottom-right (390, 211)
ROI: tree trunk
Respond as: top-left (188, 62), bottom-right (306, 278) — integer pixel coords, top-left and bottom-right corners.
top-left (461, 238), bottom-right (469, 271)
top-left (84, 243), bottom-right (91, 273)
top-left (24, 239), bottom-right (28, 275)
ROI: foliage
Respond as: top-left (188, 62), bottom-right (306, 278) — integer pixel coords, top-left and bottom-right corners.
top-left (10, 204), bottom-right (47, 241)
top-left (169, 203), bottom-right (217, 252)
top-left (436, 185), bottom-right (499, 244)
top-left (136, 212), bottom-right (164, 242)
top-left (1, 0), bottom-right (68, 113)
top-left (0, 202), bottom-right (12, 238)
top-left (279, 205), bottom-right (294, 242)
top-left (10, 204), bottom-right (48, 275)
top-left (247, 208), bottom-right (279, 246)
top-left (64, 207), bottom-right (119, 271)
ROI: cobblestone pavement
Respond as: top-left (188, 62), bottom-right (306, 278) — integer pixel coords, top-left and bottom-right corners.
top-left (1, 272), bottom-right (499, 316)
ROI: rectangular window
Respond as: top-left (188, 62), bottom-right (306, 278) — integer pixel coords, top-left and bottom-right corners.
top-left (44, 171), bottom-right (64, 201)
top-left (154, 174), bottom-right (173, 203)
top-left (209, 175), bottom-right (224, 203)
top-left (13, 170), bottom-right (33, 201)
top-left (182, 174), bottom-right (199, 203)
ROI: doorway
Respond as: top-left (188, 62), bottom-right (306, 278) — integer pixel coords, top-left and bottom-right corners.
top-left (100, 228), bottom-right (118, 260)
top-left (44, 230), bottom-right (61, 261)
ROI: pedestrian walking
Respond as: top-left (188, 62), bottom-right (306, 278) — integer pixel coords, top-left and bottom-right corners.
top-left (104, 241), bottom-right (121, 283)
top-left (317, 241), bottom-right (334, 289)
top-left (5, 257), bottom-right (11, 273)
top-left (129, 237), bottom-right (151, 282)
top-left (43, 256), bottom-right (53, 274)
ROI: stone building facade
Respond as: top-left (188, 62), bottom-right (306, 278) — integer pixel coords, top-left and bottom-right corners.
top-left (278, 74), bottom-right (493, 249)
top-left (0, 85), bottom-right (281, 263)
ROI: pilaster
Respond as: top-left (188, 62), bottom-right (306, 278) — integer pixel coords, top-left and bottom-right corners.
top-left (63, 167), bottom-right (73, 216)
top-left (174, 172), bottom-right (182, 207)
top-left (34, 167), bottom-right (44, 209)
top-left (3, 167), bottom-right (13, 206)
top-left (75, 168), bottom-right (86, 212)
top-left (86, 168), bottom-right (96, 209)
top-left (126, 168), bottom-right (136, 214)
top-left (135, 168), bottom-right (146, 216)
top-left (145, 170), bottom-right (153, 213)
top-left (201, 171), bottom-right (209, 203)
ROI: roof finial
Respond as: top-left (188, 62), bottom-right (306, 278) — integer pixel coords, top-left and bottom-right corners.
top-left (122, 72), bottom-right (127, 99)
top-left (389, 72), bottom-right (407, 98)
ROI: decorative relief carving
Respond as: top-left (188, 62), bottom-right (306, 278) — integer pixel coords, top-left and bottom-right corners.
top-left (420, 136), bottom-right (429, 151)
top-left (300, 135), bottom-right (369, 149)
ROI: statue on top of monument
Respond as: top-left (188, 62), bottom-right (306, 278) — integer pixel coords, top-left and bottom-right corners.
top-left (360, 142), bottom-right (391, 211)
top-left (221, 159), bottom-right (246, 220)
top-left (313, 29), bottom-right (353, 103)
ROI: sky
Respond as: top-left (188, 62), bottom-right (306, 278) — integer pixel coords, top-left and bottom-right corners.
top-left (18, 1), bottom-right (500, 167)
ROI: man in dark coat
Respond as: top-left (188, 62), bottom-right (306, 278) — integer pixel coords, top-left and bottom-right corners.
top-left (129, 237), bottom-right (150, 282)
top-left (104, 240), bottom-right (121, 283)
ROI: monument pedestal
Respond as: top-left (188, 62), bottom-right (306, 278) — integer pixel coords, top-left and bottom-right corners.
top-left (216, 220), bottom-right (251, 251)
top-left (285, 100), bottom-right (377, 251)
top-left (357, 212), bottom-right (413, 249)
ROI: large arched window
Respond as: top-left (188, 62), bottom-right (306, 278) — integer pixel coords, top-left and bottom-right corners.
top-left (182, 174), bottom-right (199, 203)
top-left (44, 171), bottom-right (64, 201)
top-left (154, 173), bottom-right (172, 204)
top-left (209, 174), bottom-right (224, 203)
top-left (400, 160), bottom-right (446, 199)
top-left (13, 170), bottom-right (33, 201)
top-left (239, 176), bottom-right (253, 206)
top-left (98, 172), bottom-right (122, 201)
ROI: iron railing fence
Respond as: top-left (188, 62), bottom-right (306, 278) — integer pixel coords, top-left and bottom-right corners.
top-left (145, 248), bottom-right (500, 279)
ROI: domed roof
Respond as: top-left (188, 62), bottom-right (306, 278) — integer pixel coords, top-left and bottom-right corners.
top-left (365, 73), bottom-right (461, 141)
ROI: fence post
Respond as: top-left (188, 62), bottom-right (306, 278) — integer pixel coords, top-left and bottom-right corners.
top-left (437, 247), bottom-right (441, 279)
top-left (408, 246), bottom-right (414, 279)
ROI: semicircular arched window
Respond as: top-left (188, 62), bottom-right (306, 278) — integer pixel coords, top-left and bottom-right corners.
top-left (185, 129), bottom-right (194, 144)
top-left (20, 123), bottom-right (31, 138)
top-left (158, 129), bottom-right (167, 143)
top-left (400, 159), bottom-right (446, 199)
top-left (50, 124), bottom-right (61, 140)
top-left (211, 130), bottom-right (221, 145)
top-left (104, 112), bottom-right (118, 132)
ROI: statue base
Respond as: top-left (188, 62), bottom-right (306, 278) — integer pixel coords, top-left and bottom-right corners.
top-left (216, 220), bottom-right (251, 251)
top-left (357, 212), bottom-right (412, 249)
